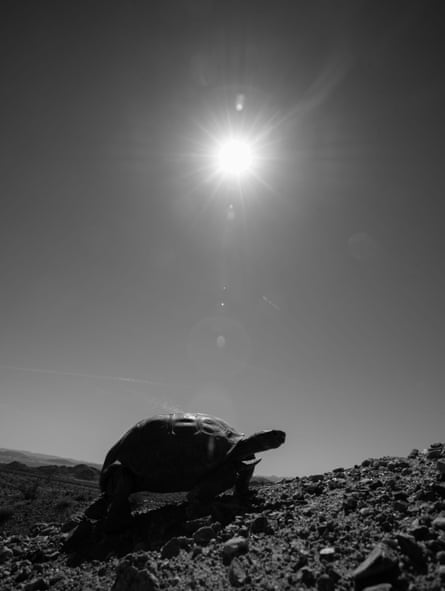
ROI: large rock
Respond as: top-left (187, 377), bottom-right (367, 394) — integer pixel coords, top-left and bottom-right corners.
top-left (352, 542), bottom-right (399, 590)
top-left (112, 563), bottom-right (159, 591)
top-left (222, 536), bottom-right (249, 565)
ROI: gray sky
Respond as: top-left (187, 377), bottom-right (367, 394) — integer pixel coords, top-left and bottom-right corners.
top-left (1, 0), bottom-right (444, 476)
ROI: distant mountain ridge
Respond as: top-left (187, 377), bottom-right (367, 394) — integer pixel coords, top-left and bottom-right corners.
top-left (0, 448), bottom-right (279, 485)
top-left (0, 447), bottom-right (101, 469)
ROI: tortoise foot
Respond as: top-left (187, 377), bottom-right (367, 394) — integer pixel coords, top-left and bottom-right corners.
top-left (84, 494), bottom-right (109, 520)
top-left (185, 500), bottom-right (213, 520)
top-left (234, 487), bottom-right (257, 503)
top-left (103, 511), bottom-right (133, 533)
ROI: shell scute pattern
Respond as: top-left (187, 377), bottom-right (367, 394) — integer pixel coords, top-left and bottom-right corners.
top-left (168, 413), bottom-right (242, 441)
top-left (166, 414), bottom-right (242, 464)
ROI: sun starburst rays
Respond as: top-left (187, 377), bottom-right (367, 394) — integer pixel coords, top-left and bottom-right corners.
top-left (183, 107), bottom-right (281, 205)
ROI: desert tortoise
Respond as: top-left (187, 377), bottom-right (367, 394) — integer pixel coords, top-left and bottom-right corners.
top-left (87, 412), bottom-right (285, 529)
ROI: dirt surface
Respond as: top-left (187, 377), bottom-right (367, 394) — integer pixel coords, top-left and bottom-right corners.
top-left (1, 444), bottom-right (445, 590)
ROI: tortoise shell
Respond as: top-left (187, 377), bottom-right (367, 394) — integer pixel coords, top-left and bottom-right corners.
top-left (101, 413), bottom-right (245, 493)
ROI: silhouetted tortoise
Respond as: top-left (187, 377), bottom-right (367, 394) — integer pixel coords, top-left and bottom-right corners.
top-left (86, 412), bottom-right (285, 529)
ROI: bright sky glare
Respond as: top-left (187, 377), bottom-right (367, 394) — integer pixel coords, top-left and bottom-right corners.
top-left (215, 137), bottom-right (254, 178)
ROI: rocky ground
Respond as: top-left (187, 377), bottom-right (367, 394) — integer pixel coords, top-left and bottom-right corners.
top-left (1, 443), bottom-right (445, 590)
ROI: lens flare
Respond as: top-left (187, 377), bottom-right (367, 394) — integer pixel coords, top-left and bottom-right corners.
top-left (235, 93), bottom-right (245, 112)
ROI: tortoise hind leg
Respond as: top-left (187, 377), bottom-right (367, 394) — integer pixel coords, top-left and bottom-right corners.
top-left (84, 493), bottom-right (110, 520)
top-left (101, 463), bottom-right (135, 532)
top-left (84, 462), bottom-right (126, 520)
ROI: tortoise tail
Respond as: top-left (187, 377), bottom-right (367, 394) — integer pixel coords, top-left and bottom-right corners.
top-left (99, 440), bottom-right (121, 492)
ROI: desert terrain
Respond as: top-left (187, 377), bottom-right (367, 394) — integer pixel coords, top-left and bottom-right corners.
top-left (1, 443), bottom-right (445, 590)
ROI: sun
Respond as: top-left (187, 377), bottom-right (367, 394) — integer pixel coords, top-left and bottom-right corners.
top-left (215, 137), bottom-right (254, 178)
top-left (182, 95), bottom-right (284, 199)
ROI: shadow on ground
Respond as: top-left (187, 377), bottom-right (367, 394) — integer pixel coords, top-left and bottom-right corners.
top-left (62, 494), bottom-right (261, 564)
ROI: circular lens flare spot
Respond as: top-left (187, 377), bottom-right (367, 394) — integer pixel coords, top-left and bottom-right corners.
top-left (226, 203), bottom-right (236, 220)
top-left (235, 93), bottom-right (245, 111)
top-left (216, 138), bottom-right (253, 177)
top-left (216, 335), bottom-right (226, 348)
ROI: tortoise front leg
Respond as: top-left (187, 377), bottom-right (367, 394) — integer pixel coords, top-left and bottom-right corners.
top-left (234, 459), bottom-right (261, 498)
top-left (187, 458), bottom-right (261, 503)
top-left (187, 461), bottom-right (239, 503)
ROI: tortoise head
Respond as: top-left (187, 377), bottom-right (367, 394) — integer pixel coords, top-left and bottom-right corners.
top-left (254, 429), bottom-right (286, 451)
top-left (230, 429), bottom-right (286, 460)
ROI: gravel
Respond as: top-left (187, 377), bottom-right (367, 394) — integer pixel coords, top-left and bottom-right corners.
top-left (1, 442), bottom-right (445, 590)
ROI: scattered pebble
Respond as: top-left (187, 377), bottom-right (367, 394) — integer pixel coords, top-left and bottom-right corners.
top-left (228, 558), bottom-right (247, 587)
top-left (250, 515), bottom-right (271, 534)
top-left (437, 459), bottom-right (445, 475)
top-left (0, 547), bottom-right (13, 563)
top-left (319, 546), bottom-right (336, 560)
top-left (432, 516), bottom-right (445, 530)
top-left (222, 537), bottom-right (249, 565)
top-left (193, 525), bottom-right (215, 546)
top-left (316, 572), bottom-right (335, 591)
top-left (23, 577), bottom-right (50, 591)
top-left (161, 537), bottom-right (181, 559)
